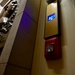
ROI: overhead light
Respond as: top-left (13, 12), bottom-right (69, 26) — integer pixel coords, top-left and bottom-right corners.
top-left (2, 17), bottom-right (8, 24)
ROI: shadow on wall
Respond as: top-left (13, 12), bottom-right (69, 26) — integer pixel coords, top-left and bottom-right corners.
top-left (46, 58), bottom-right (64, 74)
top-left (59, 0), bottom-right (68, 46)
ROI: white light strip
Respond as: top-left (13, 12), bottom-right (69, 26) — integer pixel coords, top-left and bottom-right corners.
top-left (0, 0), bottom-right (3, 3)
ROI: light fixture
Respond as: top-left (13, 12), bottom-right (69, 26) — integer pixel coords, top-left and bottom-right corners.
top-left (2, 17), bottom-right (8, 24)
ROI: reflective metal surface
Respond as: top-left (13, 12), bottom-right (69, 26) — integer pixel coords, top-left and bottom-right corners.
top-left (45, 1), bottom-right (59, 39)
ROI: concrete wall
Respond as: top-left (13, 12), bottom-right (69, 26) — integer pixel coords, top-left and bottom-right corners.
top-left (31, 0), bottom-right (75, 75)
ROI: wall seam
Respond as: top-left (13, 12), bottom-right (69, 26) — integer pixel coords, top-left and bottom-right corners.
top-left (7, 63), bottom-right (31, 70)
top-left (30, 0), bottom-right (42, 75)
top-left (24, 12), bottom-right (38, 24)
